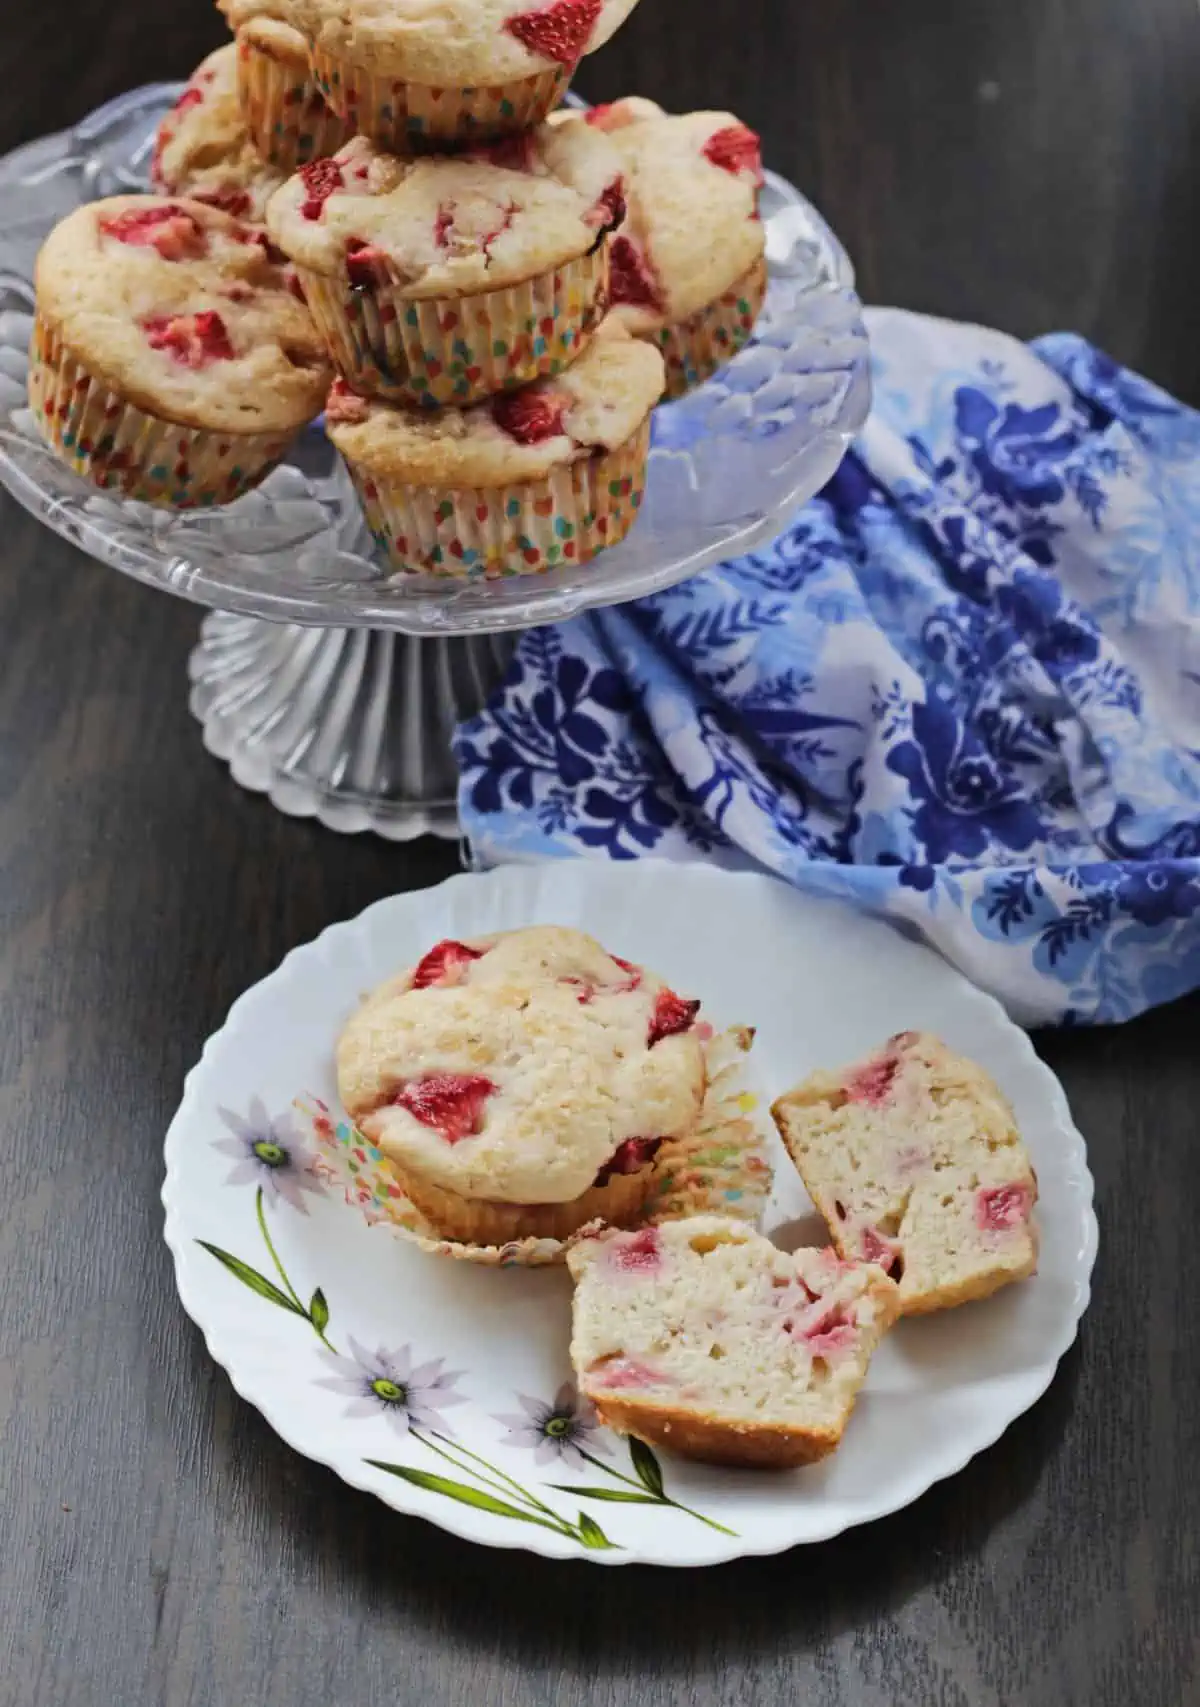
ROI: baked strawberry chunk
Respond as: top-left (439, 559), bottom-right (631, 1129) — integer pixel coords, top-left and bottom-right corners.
top-left (410, 938), bottom-right (485, 989)
top-left (193, 187), bottom-right (253, 219)
top-left (977, 1183), bottom-right (1032, 1231)
top-left (585, 176), bottom-right (626, 231)
top-left (298, 157), bottom-right (344, 220)
top-left (858, 1224), bottom-right (900, 1273)
top-left (844, 1053), bottom-right (900, 1107)
top-left (608, 234), bottom-right (665, 313)
top-left (702, 124), bottom-right (765, 187)
top-left (587, 1354), bottom-right (666, 1389)
top-left (647, 988), bottom-right (700, 1047)
top-left (606, 1226), bottom-right (663, 1274)
top-left (142, 310), bottom-right (234, 368)
top-left (492, 387), bottom-right (568, 444)
top-left (100, 204), bottom-right (208, 262)
top-left (391, 1073), bottom-right (496, 1143)
top-left (594, 1136), bottom-right (662, 1185)
top-left (346, 240), bottom-right (390, 289)
top-left (325, 377), bottom-right (370, 424)
top-left (504, 0), bottom-right (602, 66)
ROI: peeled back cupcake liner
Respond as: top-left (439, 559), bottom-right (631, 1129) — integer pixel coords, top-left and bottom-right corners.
top-left (656, 252), bottom-right (769, 401)
top-left (344, 417), bottom-right (650, 579)
top-left (394, 1155), bottom-right (658, 1246)
top-left (296, 245), bottom-right (608, 410)
top-left (297, 1025), bottom-right (771, 1269)
top-left (28, 313), bottom-right (293, 508)
top-left (237, 28), bottom-right (351, 172)
top-left (307, 44), bottom-right (570, 152)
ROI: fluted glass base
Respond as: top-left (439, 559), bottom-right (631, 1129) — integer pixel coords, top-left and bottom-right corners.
top-left (188, 614), bottom-right (516, 839)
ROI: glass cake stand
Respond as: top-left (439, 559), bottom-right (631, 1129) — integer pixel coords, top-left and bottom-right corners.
top-left (0, 85), bottom-right (871, 839)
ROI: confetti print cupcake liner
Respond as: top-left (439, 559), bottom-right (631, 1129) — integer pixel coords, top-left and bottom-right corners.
top-left (237, 27), bottom-right (351, 172)
top-left (307, 45), bottom-right (570, 152)
top-left (27, 314), bottom-right (292, 508)
top-left (657, 253), bottom-right (769, 400)
top-left (299, 1026), bottom-right (770, 1269)
top-left (297, 245), bottom-right (609, 410)
top-left (346, 417), bottom-right (650, 579)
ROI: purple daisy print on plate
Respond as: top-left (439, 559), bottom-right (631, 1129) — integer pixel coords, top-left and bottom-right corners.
top-left (214, 1097), bottom-right (324, 1213)
top-left (317, 1339), bottom-right (468, 1438)
top-left (493, 1383), bottom-right (609, 1470)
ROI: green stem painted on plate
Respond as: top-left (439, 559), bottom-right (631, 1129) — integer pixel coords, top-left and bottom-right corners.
top-left (426, 1430), bottom-right (570, 1528)
top-left (574, 1446), bottom-right (738, 1538)
top-left (255, 1185), bottom-right (336, 1353)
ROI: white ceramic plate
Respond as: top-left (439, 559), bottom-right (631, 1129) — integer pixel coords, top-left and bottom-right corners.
top-left (162, 861), bottom-right (1097, 1567)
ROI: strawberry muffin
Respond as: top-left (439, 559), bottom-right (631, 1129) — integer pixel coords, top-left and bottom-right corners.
top-left (29, 197), bottom-right (330, 506)
top-left (218, 0), bottom-right (352, 171)
top-left (266, 124), bottom-right (624, 407)
top-left (325, 318), bottom-right (662, 577)
top-left (152, 44), bottom-right (287, 223)
top-left (294, 0), bottom-right (642, 152)
top-left (561, 105), bottom-right (767, 398)
top-left (772, 1031), bottom-right (1039, 1315)
top-left (336, 925), bottom-right (708, 1245)
top-left (568, 1217), bottom-right (900, 1468)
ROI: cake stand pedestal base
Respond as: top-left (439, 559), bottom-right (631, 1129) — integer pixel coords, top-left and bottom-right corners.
top-left (188, 613), bottom-right (517, 840)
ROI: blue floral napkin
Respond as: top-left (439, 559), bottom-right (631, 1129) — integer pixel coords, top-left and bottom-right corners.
top-left (454, 309), bottom-right (1200, 1025)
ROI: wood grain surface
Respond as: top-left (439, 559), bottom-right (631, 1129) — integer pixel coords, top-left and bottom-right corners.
top-left (1, 3), bottom-right (1198, 1704)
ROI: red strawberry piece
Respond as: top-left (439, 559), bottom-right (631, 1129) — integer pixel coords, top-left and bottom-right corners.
top-left (859, 1225), bottom-right (899, 1273)
top-left (434, 202), bottom-right (456, 247)
top-left (504, 0), bottom-right (601, 67)
top-left (647, 988), bottom-right (700, 1047)
top-left (608, 234), bottom-right (665, 313)
top-left (492, 386), bottom-right (568, 444)
top-left (391, 1073), bottom-right (496, 1144)
top-left (702, 123), bottom-right (764, 187)
top-left (976, 1183), bottom-right (1032, 1232)
top-left (346, 240), bottom-right (390, 289)
top-left (481, 203), bottom-right (519, 255)
top-left (588, 1355), bottom-right (665, 1390)
top-left (173, 85), bottom-right (205, 120)
top-left (325, 378), bottom-right (370, 424)
top-left (99, 204), bottom-right (208, 261)
top-left (594, 1136), bottom-right (662, 1186)
top-left (585, 174), bottom-right (626, 231)
top-left (607, 1226), bottom-right (663, 1274)
top-left (844, 1053), bottom-right (900, 1107)
top-left (142, 310), bottom-right (234, 369)
top-left (583, 101), bottom-right (616, 128)
top-left (298, 157), bottom-right (344, 220)
top-left (803, 1306), bottom-right (859, 1357)
top-left (610, 954), bottom-right (641, 986)
top-left (410, 938), bottom-right (485, 988)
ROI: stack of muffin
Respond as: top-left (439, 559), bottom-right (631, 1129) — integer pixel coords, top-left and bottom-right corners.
top-left (28, 0), bottom-right (767, 581)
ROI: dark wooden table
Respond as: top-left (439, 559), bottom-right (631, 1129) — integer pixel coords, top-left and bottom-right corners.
top-left (2, 3), bottom-right (1198, 1704)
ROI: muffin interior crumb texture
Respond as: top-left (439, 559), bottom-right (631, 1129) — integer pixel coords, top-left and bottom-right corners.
top-left (772, 1031), bottom-right (1039, 1314)
top-left (568, 1217), bottom-right (900, 1465)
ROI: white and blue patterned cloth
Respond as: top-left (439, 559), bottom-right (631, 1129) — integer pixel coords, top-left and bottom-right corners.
top-left (455, 309), bottom-right (1200, 1026)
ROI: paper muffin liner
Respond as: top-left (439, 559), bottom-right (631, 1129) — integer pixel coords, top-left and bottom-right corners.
top-left (308, 44), bottom-right (570, 151)
top-left (344, 417), bottom-right (650, 579)
top-left (237, 27), bottom-right (351, 172)
top-left (28, 314), bottom-right (294, 508)
top-left (396, 1157), bottom-right (658, 1246)
top-left (656, 252), bottom-right (769, 401)
top-left (297, 245), bottom-right (608, 410)
top-left (298, 1026), bottom-right (771, 1269)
